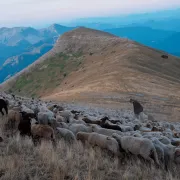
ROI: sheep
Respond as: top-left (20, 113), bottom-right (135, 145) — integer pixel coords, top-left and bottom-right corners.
top-left (12, 106), bottom-right (21, 112)
top-left (152, 142), bottom-right (165, 165)
top-left (21, 104), bottom-right (34, 114)
top-left (0, 98), bottom-right (8, 116)
top-left (174, 131), bottom-right (180, 138)
top-left (56, 115), bottom-right (65, 123)
top-left (31, 119), bottom-right (56, 146)
top-left (100, 119), bottom-right (122, 131)
top-left (58, 110), bottom-right (73, 123)
top-left (48, 104), bottom-right (64, 112)
top-left (58, 122), bottom-right (69, 129)
top-left (130, 131), bottom-right (142, 138)
top-left (76, 132), bottom-right (120, 156)
top-left (37, 112), bottom-right (56, 128)
top-left (69, 118), bottom-right (86, 125)
top-left (18, 112), bottom-right (33, 136)
top-left (162, 131), bottom-right (174, 140)
top-left (158, 136), bottom-right (171, 145)
top-left (152, 137), bottom-right (176, 170)
top-left (6, 109), bottom-right (22, 131)
top-left (174, 148), bottom-right (180, 164)
top-left (56, 127), bottom-right (76, 143)
top-left (152, 126), bottom-right (164, 132)
top-left (120, 125), bottom-right (134, 132)
top-left (171, 138), bottom-right (180, 147)
top-left (162, 122), bottom-right (175, 131)
top-left (142, 132), bottom-right (162, 139)
top-left (39, 104), bottom-right (54, 114)
top-left (82, 117), bottom-right (101, 125)
top-left (68, 123), bottom-right (92, 135)
top-left (139, 127), bottom-right (152, 132)
top-left (91, 124), bottom-right (123, 137)
top-left (112, 133), bottom-right (160, 166)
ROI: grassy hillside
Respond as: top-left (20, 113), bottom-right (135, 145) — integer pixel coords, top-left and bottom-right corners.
top-left (8, 52), bottom-right (83, 97)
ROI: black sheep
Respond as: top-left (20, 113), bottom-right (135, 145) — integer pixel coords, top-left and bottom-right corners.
top-left (100, 118), bottom-right (122, 131)
top-left (0, 99), bottom-right (8, 116)
top-left (18, 112), bottom-right (35, 136)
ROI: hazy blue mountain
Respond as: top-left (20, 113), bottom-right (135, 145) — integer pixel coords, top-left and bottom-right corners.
top-left (104, 26), bottom-right (179, 56)
top-left (0, 24), bottom-right (74, 83)
top-left (153, 32), bottom-right (180, 56)
top-left (68, 8), bottom-right (180, 57)
top-left (0, 44), bottom-right (53, 83)
top-left (68, 8), bottom-right (180, 32)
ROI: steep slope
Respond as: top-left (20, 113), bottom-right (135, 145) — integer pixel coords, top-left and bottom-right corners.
top-left (1, 27), bottom-right (180, 104)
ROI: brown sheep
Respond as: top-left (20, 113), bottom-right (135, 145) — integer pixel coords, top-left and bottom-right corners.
top-left (6, 110), bottom-right (22, 132)
top-left (31, 119), bottom-right (56, 147)
top-left (174, 148), bottom-right (180, 164)
top-left (173, 131), bottom-right (180, 138)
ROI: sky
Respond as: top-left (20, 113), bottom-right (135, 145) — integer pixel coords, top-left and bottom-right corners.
top-left (0, 0), bottom-right (180, 28)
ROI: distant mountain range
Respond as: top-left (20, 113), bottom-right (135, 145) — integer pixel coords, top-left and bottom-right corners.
top-left (66, 8), bottom-right (180, 57)
top-left (0, 24), bottom-right (74, 83)
top-left (0, 8), bottom-right (180, 84)
top-left (103, 26), bottom-right (180, 57)
top-left (68, 8), bottom-right (180, 32)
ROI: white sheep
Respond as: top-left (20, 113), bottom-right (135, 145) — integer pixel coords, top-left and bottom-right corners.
top-left (158, 136), bottom-right (171, 145)
top-left (76, 132), bottom-right (120, 156)
top-left (37, 112), bottom-right (56, 128)
top-left (120, 125), bottom-right (134, 132)
top-left (112, 133), bottom-right (160, 166)
top-left (57, 122), bottom-right (69, 129)
top-left (91, 124), bottom-right (123, 137)
top-left (57, 110), bottom-right (73, 123)
top-left (68, 123), bottom-right (92, 135)
top-left (69, 118), bottom-right (86, 125)
top-left (56, 115), bottom-right (65, 123)
top-left (56, 127), bottom-right (76, 142)
top-left (21, 104), bottom-right (34, 114)
top-left (152, 137), bottom-right (176, 170)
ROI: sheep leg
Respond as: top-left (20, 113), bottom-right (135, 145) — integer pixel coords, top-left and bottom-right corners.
top-left (32, 135), bottom-right (40, 146)
top-left (52, 139), bottom-right (56, 149)
top-left (142, 155), bottom-right (155, 165)
top-left (150, 149), bottom-right (160, 167)
top-left (4, 106), bottom-right (8, 115)
top-left (0, 109), bottom-right (4, 116)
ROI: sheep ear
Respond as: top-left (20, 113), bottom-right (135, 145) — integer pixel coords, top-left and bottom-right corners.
top-left (106, 137), bottom-right (110, 140)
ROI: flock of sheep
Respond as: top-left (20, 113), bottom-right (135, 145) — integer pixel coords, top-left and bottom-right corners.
top-left (0, 92), bottom-right (180, 172)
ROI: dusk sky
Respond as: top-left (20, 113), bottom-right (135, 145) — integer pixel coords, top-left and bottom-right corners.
top-left (0, 0), bottom-right (180, 28)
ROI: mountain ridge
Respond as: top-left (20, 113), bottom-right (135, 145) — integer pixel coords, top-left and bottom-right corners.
top-left (1, 27), bottom-right (180, 106)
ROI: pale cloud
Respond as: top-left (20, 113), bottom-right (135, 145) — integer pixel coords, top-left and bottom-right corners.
top-left (0, 0), bottom-right (180, 27)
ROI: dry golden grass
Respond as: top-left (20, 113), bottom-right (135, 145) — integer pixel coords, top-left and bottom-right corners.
top-left (0, 116), bottom-right (180, 180)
